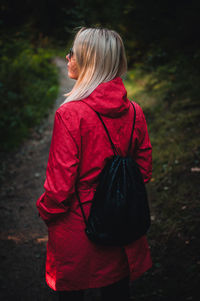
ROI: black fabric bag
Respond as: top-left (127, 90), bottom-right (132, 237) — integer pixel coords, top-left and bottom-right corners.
top-left (76, 102), bottom-right (151, 246)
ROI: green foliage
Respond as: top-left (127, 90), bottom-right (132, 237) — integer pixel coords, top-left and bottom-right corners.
top-left (125, 66), bottom-right (200, 180)
top-left (0, 38), bottom-right (59, 151)
top-left (124, 69), bottom-right (200, 299)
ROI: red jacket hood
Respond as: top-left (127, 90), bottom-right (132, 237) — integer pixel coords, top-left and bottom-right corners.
top-left (82, 77), bottom-right (130, 117)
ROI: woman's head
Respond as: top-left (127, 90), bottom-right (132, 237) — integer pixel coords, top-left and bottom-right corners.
top-left (64, 27), bottom-right (127, 103)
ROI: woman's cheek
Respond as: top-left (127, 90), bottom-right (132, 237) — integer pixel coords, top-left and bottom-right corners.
top-left (68, 63), bottom-right (79, 80)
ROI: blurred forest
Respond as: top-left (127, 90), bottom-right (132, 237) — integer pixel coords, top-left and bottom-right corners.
top-left (1, 0), bottom-right (200, 150)
top-left (0, 0), bottom-right (200, 300)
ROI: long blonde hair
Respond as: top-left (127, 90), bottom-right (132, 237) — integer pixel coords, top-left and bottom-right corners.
top-left (63, 27), bottom-right (127, 103)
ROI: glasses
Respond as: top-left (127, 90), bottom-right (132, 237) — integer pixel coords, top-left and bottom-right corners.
top-left (68, 48), bottom-right (74, 60)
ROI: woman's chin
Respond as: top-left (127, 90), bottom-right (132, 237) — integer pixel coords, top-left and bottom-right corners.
top-left (68, 71), bottom-right (78, 80)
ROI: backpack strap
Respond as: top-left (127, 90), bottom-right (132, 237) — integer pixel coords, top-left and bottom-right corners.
top-left (80, 100), bottom-right (118, 155)
top-left (75, 186), bottom-right (88, 226)
top-left (81, 100), bottom-right (136, 156)
top-left (95, 111), bottom-right (119, 156)
top-left (128, 102), bottom-right (136, 155)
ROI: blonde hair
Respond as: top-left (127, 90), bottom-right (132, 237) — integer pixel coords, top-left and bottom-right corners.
top-left (63, 27), bottom-right (127, 103)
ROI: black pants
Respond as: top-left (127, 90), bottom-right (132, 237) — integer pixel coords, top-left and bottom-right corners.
top-left (58, 276), bottom-right (130, 301)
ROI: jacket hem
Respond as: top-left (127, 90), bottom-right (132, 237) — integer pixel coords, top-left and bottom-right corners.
top-left (46, 270), bottom-right (130, 291)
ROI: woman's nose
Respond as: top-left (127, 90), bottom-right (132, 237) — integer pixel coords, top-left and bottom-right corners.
top-left (66, 54), bottom-right (70, 61)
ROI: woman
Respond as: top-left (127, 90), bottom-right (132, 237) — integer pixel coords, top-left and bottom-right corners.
top-left (37, 27), bottom-right (152, 301)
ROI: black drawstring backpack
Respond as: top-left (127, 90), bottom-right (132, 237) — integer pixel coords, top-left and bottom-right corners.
top-left (76, 102), bottom-right (151, 246)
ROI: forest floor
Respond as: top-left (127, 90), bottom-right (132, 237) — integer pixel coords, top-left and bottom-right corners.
top-left (0, 58), bottom-right (199, 301)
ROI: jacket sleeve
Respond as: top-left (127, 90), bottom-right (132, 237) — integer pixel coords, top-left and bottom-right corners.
top-left (36, 110), bottom-right (80, 225)
top-left (134, 107), bottom-right (152, 183)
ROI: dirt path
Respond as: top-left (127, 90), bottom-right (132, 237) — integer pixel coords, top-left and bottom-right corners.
top-left (0, 58), bottom-right (75, 301)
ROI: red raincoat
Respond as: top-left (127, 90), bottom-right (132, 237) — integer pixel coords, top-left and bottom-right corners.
top-left (36, 77), bottom-right (152, 291)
